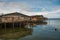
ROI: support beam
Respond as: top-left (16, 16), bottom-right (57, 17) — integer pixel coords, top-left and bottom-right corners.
top-left (19, 23), bottom-right (21, 28)
top-left (5, 23), bottom-right (6, 32)
top-left (13, 23), bottom-right (14, 32)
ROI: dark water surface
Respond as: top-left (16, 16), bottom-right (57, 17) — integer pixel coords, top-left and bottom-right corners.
top-left (0, 20), bottom-right (60, 40)
top-left (19, 20), bottom-right (60, 40)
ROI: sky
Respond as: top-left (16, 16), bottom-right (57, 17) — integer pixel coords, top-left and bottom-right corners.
top-left (0, 0), bottom-right (60, 18)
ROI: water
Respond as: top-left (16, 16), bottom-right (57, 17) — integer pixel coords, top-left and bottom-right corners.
top-left (19, 20), bottom-right (60, 40)
top-left (0, 20), bottom-right (60, 40)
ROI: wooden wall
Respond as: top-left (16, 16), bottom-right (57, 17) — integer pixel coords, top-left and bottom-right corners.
top-left (0, 15), bottom-right (30, 23)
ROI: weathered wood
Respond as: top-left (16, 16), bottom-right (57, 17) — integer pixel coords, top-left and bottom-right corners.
top-left (5, 23), bottom-right (6, 32)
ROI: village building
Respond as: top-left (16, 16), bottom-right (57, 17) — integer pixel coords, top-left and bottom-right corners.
top-left (0, 12), bottom-right (47, 31)
top-left (0, 12), bottom-right (30, 30)
top-left (30, 15), bottom-right (44, 21)
top-left (0, 12), bottom-right (30, 23)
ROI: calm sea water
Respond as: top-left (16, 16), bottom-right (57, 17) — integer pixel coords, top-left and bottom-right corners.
top-left (19, 20), bottom-right (60, 40)
top-left (0, 20), bottom-right (60, 40)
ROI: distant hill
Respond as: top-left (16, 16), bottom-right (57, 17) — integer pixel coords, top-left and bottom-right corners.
top-left (48, 18), bottom-right (60, 20)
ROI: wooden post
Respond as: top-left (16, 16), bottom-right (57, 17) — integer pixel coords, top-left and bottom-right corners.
top-left (17, 23), bottom-right (19, 29)
top-left (13, 23), bottom-right (14, 31)
top-left (12, 17), bottom-right (14, 32)
top-left (5, 23), bottom-right (6, 32)
top-left (19, 23), bottom-right (21, 28)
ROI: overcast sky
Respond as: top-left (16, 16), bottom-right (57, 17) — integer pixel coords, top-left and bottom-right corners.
top-left (0, 0), bottom-right (60, 18)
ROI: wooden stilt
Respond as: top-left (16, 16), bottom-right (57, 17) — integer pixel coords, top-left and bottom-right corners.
top-left (5, 23), bottom-right (6, 32)
top-left (17, 23), bottom-right (19, 29)
top-left (13, 23), bottom-right (14, 31)
top-left (18, 23), bottom-right (19, 27)
top-left (19, 23), bottom-right (21, 28)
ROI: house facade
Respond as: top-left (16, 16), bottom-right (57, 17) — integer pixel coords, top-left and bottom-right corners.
top-left (0, 12), bottom-right (46, 23)
top-left (30, 15), bottom-right (44, 21)
top-left (0, 12), bottom-right (30, 23)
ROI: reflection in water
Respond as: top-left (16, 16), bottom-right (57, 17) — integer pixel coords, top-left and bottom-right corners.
top-left (25, 22), bottom-right (47, 29)
top-left (19, 20), bottom-right (60, 40)
top-left (0, 22), bottom-right (47, 40)
top-left (0, 27), bottom-right (32, 40)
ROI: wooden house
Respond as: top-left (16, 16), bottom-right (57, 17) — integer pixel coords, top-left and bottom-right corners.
top-left (0, 12), bottom-right (47, 29)
top-left (0, 12), bottom-right (46, 23)
top-left (0, 12), bottom-right (30, 23)
top-left (0, 12), bottom-right (31, 29)
top-left (29, 15), bottom-right (44, 21)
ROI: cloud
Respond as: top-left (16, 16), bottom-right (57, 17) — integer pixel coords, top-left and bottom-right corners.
top-left (0, 1), bottom-right (60, 18)
top-left (0, 2), bottom-right (5, 6)
top-left (43, 9), bottom-right (60, 18)
top-left (0, 2), bottom-right (30, 14)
